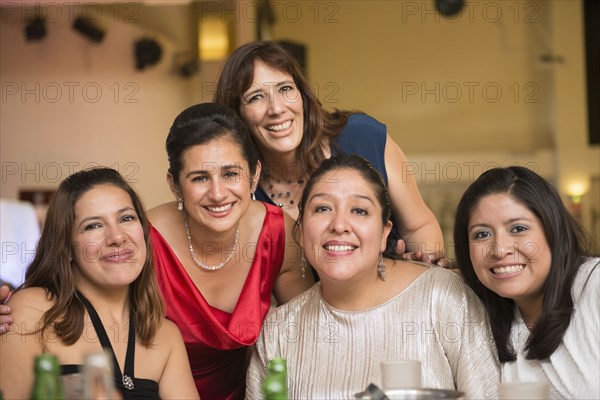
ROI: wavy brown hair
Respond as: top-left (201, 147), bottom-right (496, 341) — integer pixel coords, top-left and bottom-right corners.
top-left (214, 40), bottom-right (355, 176)
top-left (22, 167), bottom-right (164, 346)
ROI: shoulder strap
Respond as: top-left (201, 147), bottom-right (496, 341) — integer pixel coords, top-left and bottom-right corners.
top-left (76, 291), bottom-right (136, 390)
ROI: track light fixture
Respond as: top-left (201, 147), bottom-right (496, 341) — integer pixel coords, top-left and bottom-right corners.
top-left (25, 18), bottom-right (46, 42)
top-left (134, 38), bottom-right (162, 70)
top-left (434, 0), bottom-right (465, 17)
top-left (73, 16), bottom-right (105, 43)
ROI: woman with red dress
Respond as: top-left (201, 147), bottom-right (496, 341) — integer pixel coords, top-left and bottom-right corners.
top-left (147, 102), bottom-right (313, 399)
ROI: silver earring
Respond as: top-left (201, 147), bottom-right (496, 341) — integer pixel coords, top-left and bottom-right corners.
top-left (301, 250), bottom-right (307, 279)
top-left (378, 253), bottom-right (386, 281)
top-left (177, 198), bottom-right (183, 211)
top-left (251, 191), bottom-right (256, 201)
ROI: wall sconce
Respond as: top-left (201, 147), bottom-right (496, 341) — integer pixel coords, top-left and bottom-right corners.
top-left (566, 181), bottom-right (588, 221)
top-left (198, 14), bottom-right (229, 61)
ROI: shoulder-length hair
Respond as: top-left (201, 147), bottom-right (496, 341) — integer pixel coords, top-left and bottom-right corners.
top-left (214, 40), bottom-right (354, 176)
top-left (23, 167), bottom-right (164, 346)
top-left (454, 166), bottom-right (591, 361)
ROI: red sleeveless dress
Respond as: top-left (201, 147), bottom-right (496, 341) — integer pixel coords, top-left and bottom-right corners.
top-left (150, 203), bottom-right (285, 399)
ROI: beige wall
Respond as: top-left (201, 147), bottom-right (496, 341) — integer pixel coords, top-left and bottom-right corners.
top-left (1, 3), bottom-right (200, 208)
top-left (270, 0), bottom-right (599, 245)
top-left (1, 0), bottom-right (598, 247)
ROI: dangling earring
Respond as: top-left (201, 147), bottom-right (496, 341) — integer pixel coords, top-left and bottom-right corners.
top-left (251, 191), bottom-right (256, 201)
top-left (177, 198), bottom-right (183, 211)
top-left (300, 250), bottom-right (307, 279)
top-left (378, 253), bottom-right (386, 281)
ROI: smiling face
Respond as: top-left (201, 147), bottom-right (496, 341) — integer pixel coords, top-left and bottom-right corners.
top-left (300, 168), bottom-right (392, 283)
top-left (71, 184), bottom-right (146, 292)
top-left (238, 60), bottom-right (304, 159)
top-left (171, 135), bottom-right (260, 235)
top-left (468, 193), bottom-right (552, 309)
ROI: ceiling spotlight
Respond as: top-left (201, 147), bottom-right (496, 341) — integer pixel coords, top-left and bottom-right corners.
top-left (435, 0), bottom-right (465, 17)
top-left (25, 18), bottom-right (46, 42)
top-left (134, 38), bottom-right (162, 70)
top-left (172, 52), bottom-right (199, 79)
top-left (73, 16), bottom-right (105, 43)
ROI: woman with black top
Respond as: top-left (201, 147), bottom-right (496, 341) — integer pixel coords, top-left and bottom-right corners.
top-left (0, 168), bottom-right (199, 400)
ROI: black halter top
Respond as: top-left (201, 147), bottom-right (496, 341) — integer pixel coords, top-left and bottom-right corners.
top-left (61, 292), bottom-right (160, 400)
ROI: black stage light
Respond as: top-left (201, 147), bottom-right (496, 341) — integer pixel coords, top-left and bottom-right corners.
top-left (25, 18), bottom-right (46, 42)
top-left (435, 0), bottom-right (465, 17)
top-left (134, 38), bottom-right (162, 70)
top-left (73, 16), bottom-right (105, 43)
top-left (172, 52), bottom-right (199, 78)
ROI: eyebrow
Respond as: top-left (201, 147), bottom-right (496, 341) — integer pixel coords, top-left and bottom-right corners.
top-left (468, 217), bottom-right (533, 232)
top-left (243, 80), bottom-right (295, 98)
top-left (185, 163), bottom-right (243, 178)
top-left (77, 206), bottom-right (136, 228)
top-left (309, 192), bottom-right (376, 206)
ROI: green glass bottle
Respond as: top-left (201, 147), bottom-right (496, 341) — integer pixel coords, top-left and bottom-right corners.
top-left (262, 357), bottom-right (288, 400)
top-left (30, 354), bottom-right (65, 400)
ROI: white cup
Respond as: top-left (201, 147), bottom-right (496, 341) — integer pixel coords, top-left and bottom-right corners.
top-left (380, 359), bottom-right (422, 390)
top-left (498, 382), bottom-right (550, 399)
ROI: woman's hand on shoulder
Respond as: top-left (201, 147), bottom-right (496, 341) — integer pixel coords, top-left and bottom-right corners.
top-left (0, 284), bottom-right (13, 334)
top-left (395, 239), bottom-right (456, 269)
top-left (5, 287), bottom-right (52, 319)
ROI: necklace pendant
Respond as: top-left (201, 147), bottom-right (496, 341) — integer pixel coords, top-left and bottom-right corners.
top-left (122, 375), bottom-right (134, 390)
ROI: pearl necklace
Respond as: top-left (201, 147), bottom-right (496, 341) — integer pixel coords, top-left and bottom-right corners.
top-left (184, 216), bottom-right (240, 271)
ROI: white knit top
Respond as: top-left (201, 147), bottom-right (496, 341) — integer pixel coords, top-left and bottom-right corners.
top-left (246, 266), bottom-right (500, 399)
top-left (502, 257), bottom-right (600, 399)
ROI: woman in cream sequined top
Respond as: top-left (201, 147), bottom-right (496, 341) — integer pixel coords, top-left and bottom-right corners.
top-left (246, 154), bottom-right (500, 399)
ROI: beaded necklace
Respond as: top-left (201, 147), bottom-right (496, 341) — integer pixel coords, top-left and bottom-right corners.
top-left (263, 170), bottom-right (305, 208)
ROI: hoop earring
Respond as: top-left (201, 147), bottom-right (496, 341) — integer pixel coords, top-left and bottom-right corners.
top-left (301, 250), bottom-right (307, 279)
top-left (177, 198), bottom-right (183, 212)
top-left (378, 253), bottom-right (386, 281)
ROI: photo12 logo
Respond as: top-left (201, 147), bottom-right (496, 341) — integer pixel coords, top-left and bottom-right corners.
top-left (1, 162), bottom-right (140, 184)
top-left (1, 2), bottom-right (140, 24)
top-left (400, 1), bottom-right (541, 24)
top-left (2, 82), bottom-right (140, 104)
top-left (199, 1), bottom-right (340, 24)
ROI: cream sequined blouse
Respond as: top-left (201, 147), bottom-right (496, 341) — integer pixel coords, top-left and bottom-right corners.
top-left (246, 266), bottom-right (500, 399)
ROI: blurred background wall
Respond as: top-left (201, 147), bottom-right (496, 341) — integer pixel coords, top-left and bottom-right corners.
top-left (1, 0), bottom-right (598, 255)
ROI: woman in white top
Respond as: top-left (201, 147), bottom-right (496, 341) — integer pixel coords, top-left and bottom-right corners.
top-left (246, 154), bottom-right (500, 399)
top-left (454, 166), bottom-right (599, 399)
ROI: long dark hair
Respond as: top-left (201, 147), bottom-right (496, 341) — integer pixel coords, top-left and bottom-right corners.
top-left (454, 166), bottom-right (591, 361)
top-left (166, 102), bottom-right (260, 187)
top-left (23, 167), bottom-right (164, 346)
top-left (214, 41), bottom-right (354, 176)
top-left (295, 153), bottom-right (397, 260)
